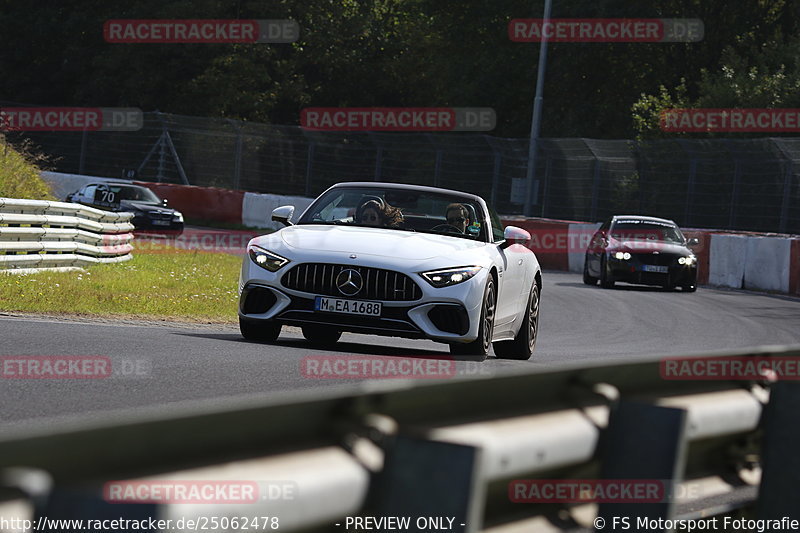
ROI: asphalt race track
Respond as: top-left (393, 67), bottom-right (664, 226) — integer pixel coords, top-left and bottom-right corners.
top-left (2, 271), bottom-right (799, 429)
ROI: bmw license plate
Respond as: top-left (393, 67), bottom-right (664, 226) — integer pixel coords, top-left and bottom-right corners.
top-left (641, 264), bottom-right (669, 273)
top-left (315, 296), bottom-right (382, 316)
top-left (152, 220), bottom-right (171, 226)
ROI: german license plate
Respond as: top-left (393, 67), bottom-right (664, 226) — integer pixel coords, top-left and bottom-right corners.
top-left (152, 219), bottom-right (171, 226)
top-left (641, 264), bottom-right (669, 273)
top-left (315, 296), bottom-right (382, 316)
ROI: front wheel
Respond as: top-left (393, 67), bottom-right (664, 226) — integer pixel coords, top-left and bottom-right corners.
top-left (449, 277), bottom-right (495, 360)
top-left (239, 317), bottom-right (281, 342)
top-left (302, 325), bottom-right (342, 345)
top-left (600, 256), bottom-right (615, 289)
top-left (494, 282), bottom-right (540, 360)
top-left (583, 255), bottom-right (598, 286)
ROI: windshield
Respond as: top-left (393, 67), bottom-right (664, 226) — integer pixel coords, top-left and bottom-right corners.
top-left (610, 220), bottom-right (684, 244)
top-left (107, 185), bottom-right (162, 203)
top-left (299, 187), bottom-right (486, 241)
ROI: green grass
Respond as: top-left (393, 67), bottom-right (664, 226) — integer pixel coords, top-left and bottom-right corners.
top-left (0, 136), bottom-right (56, 200)
top-left (0, 246), bottom-right (242, 322)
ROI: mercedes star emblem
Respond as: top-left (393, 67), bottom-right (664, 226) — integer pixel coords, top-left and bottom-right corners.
top-left (336, 269), bottom-right (363, 296)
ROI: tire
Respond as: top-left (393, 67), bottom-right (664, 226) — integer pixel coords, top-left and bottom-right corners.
top-left (600, 256), bottom-right (615, 289)
top-left (494, 282), bottom-right (540, 360)
top-left (239, 317), bottom-right (281, 342)
top-left (583, 256), bottom-right (598, 286)
top-left (302, 325), bottom-right (342, 345)
top-left (449, 277), bottom-right (495, 360)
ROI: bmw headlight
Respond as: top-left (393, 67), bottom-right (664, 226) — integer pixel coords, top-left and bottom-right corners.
top-left (678, 255), bottom-right (696, 266)
top-left (420, 266), bottom-right (482, 288)
top-left (173, 211), bottom-right (184, 222)
top-left (614, 251), bottom-right (631, 260)
top-left (248, 245), bottom-right (290, 272)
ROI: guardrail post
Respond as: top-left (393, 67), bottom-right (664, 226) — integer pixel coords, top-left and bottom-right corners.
top-left (539, 156), bottom-right (551, 217)
top-left (757, 382), bottom-right (800, 519)
top-left (373, 435), bottom-right (481, 533)
top-left (597, 401), bottom-right (688, 527)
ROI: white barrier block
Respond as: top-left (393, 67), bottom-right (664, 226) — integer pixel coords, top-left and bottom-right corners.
top-left (243, 192), bottom-right (314, 230)
top-left (744, 236), bottom-right (791, 293)
top-left (709, 234), bottom-right (748, 288)
top-left (568, 223), bottom-right (601, 273)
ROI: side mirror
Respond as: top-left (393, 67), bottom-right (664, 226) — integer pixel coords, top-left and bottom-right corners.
top-left (687, 237), bottom-right (700, 246)
top-left (272, 205), bottom-right (295, 227)
top-left (500, 225), bottom-right (531, 248)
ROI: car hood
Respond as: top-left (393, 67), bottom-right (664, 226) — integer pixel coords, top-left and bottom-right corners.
top-left (272, 225), bottom-right (487, 261)
top-left (120, 200), bottom-right (172, 213)
top-left (612, 239), bottom-right (691, 255)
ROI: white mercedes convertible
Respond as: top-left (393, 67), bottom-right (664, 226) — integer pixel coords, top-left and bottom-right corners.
top-left (238, 182), bottom-right (541, 360)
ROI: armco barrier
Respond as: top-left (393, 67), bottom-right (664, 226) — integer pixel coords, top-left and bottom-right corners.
top-left (501, 216), bottom-right (575, 271)
top-left (0, 198), bottom-right (134, 272)
top-left (2, 346), bottom-right (800, 531)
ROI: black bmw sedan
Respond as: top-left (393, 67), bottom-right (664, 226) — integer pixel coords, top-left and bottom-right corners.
top-left (583, 215), bottom-right (698, 291)
top-left (66, 181), bottom-right (184, 233)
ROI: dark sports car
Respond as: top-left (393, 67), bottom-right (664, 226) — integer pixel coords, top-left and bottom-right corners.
top-left (583, 215), bottom-right (698, 291)
top-left (66, 181), bottom-right (184, 233)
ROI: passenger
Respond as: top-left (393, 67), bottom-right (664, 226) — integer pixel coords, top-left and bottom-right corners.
top-left (355, 197), bottom-right (403, 228)
top-left (445, 203), bottom-right (471, 233)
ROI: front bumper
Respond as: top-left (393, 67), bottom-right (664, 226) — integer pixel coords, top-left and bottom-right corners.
top-left (238, 261), bottom-right (489, 343)
top-left (607, 254), bottom-right (697, 287)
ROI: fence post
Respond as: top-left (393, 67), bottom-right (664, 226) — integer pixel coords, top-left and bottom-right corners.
top-left (374, 147), bottom-right (383, 181)
top-left (684, 158), bottom-right (697, 226)
top-left (228, 119), bottom-right (243, 191)
top-left (490, 151), bottom-right (501, 207)
top-left (433, 149), bottom-right (443, 188)
top-left (729, 160), bottom-right (741, 229)
top-left (540, 156), bottom-right (551, 218)
top-left (590, 158), bottom-right (602, 222)
top-left (305, 142), bottom-right (315, 197)
top-left (779, 162), bottom-right (792, 234)
top-left (78, 130), bottom-right (88, 175)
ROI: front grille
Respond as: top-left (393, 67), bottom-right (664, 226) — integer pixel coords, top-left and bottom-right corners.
top-left (636, 253), bottom-right (677, 266)
top-left (282, 263), bottom-right (422, 301)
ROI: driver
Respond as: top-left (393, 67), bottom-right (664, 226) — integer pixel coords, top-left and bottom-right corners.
top-left (445, 203), bottom-right (470, 233)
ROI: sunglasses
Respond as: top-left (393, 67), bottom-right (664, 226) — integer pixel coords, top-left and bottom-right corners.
top-left (447, 216), bottom-right (466, 224)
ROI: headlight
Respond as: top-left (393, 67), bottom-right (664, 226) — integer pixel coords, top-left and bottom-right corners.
top-left (678, 255), bottom-right (695, 265)
top-left (614, 251), bottom-right (631, 260)
top-left (173, 211), bottom-right (184, 222)
top-left (248, 245), bottom-right (290, 272)
top-left (420, 266), bottom-right (482, 288)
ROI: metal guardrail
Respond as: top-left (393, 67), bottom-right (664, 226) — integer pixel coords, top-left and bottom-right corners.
top-left (1, 346), bottom-right (799, 531)
top-left (0, 198), bottom-right (134, 273)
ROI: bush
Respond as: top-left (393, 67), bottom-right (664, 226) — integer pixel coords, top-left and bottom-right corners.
top-left (0, 136), bottom-right (56, 200)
